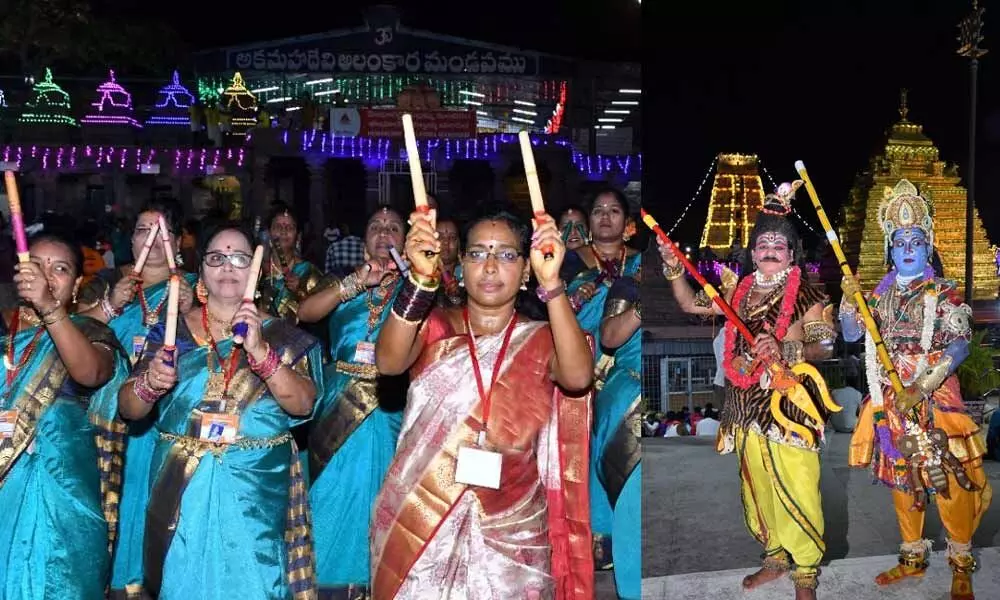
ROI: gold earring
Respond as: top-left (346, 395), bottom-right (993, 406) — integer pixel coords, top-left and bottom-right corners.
top-left (520, 280), bottom-right (528, 291)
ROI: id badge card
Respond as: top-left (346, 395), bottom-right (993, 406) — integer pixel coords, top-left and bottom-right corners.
top-left (353, 341), bottom-right (376, 365)
top-left (455, 445), bottom-right (502, 490)
top-left (131, 335), bottom-right (146, 365)
top-left (198, 413), bottom-right (239, 444)
top-left (0, 409), bottom-right (17, 439)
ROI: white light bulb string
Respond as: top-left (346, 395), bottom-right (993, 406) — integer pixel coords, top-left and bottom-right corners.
top-left (665, 155), bottom-right (718, 236)
top-left (758, 160), bottom-right (822, 237)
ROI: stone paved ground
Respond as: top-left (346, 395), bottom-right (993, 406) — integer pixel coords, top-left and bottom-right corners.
top-left (642, 433), bottom-right (1000, 599)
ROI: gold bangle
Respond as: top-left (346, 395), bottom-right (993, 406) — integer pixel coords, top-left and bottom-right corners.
top-left (409, 270), bottom-right (440, 290)
top-left (43, 309), bottom-right (68, 326)
top-left (663, 264), bottom-right (684, 281)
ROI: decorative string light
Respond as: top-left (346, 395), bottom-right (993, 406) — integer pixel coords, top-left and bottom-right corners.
top-left (146, 71), bottom-right (195, 127)
top-left (223, 72), bottom-right (258, 112)
top-left (19, 68), bottom-right (78, 126)
top-left (0, 144), bottom-right (245, 172)
top-left (262, 129), bottom-right (641, 176)
top-left (80, 69), bottom-right (141, 128)
top-left (544, 81), bottom-right (567, 135)
top-left (666, 155), bottom-right (717, 235)
top-left (758, 159), bottom-right (821, 237)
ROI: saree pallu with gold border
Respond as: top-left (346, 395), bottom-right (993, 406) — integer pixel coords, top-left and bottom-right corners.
top-left (309, 280), bottom-right (403, 596)
top-left (134, 318), bottom-right (324, 600)
top-left (593, 278), bottom-right (641, 600)
top-left (0, 316), bottom-right (129, 600)
top-left (106, 271), bottom-right (197, 599)
top-left (564, 251), bottom-right (641, 355)
top-left (258, 260), bottom-right (324, 322)
top-left (370, 311), bottom-right (594, 600)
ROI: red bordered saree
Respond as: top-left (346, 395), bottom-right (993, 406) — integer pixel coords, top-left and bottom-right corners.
top-left (370, 309), bottom-right (594, 599)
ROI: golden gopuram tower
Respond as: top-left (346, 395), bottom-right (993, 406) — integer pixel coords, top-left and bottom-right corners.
top-left (838, 92), bottom-right (999, 300)
top-left (699, 153), bottom-right (766, 251)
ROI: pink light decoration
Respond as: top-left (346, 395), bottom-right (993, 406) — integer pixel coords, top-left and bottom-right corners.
top-left (0, 144), bottom-right (245, 173)
top-left (81, 69), bottom-right (141, 128)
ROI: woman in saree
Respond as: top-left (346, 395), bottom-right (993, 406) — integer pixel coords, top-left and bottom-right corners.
top-left (1, 230), bottom-right (129, 599)
top-left (257, 203), bottom-right (324, 323)
top-left (82, 201), bottom-right (196, 598)
top-left (372, 208), bottom-right (594, 599)
top-left (561, 187), bottom-right (640, 568)
top-left (594, 275), bottom-right (642, 599)
top-left (435, 216), bottom-right (463, 308)
top-left (296, 207), bottom-right (404, 596)
top-left (117, 222), bottom-right (324, 599)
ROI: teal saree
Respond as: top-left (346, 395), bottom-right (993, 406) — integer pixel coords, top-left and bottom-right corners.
top-left (0, 314), bottom-right (128, 600)
top-left (309, 276), bottom-right (402, 596)
top-left (107, 271), bottom-right (197, 599)
top-left (132, 317), bottom-right (324, 599)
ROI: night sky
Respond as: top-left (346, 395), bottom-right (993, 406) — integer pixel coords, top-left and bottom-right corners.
top-left (650, 0), bottom-right (1000, 250)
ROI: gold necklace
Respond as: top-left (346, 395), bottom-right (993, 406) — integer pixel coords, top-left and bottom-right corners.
top-left (206, 307), bottom-right (235, 337)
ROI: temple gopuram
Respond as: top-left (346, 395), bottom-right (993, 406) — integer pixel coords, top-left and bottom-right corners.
top-left (699, 153), bottom-right (765, 251)
top-left (838, 92), bottom-right (999, 300)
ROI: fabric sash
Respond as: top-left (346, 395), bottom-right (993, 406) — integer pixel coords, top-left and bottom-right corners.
top-left (307, 377), bottom-right (378, 480)
top-left (599, 395), bottom-right (641, 508)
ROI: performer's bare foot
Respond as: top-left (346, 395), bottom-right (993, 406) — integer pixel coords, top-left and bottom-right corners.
top-left (951, 571), bottom-right (974, 600)
top-left (741, 566), bottom-right (785, 590)
top-left (874, 563), bottom-right (926, 585)
top-left (794, 588), bottom-right (817, 600)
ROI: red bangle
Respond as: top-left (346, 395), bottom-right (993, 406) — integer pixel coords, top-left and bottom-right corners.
top-left (249, 345), bottom-right (282, 380)
top-left (134, 372), bottom-right (164, 404)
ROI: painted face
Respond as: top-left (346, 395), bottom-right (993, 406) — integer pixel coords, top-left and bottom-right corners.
top-left (891, 228), bottom-right (930, 277)
top-left (364, 209), bottom-right (406, 259)
top-left (559, 209), bottom-right (588, 250)
top-left (750, 232), bottom-right (793, 276)
top-left (132, 211), bottom-right (176, 268)
top-left (29, 239), bottom-right (81, 306)
top-left (589, 193), bottom-right (626, 243)
top-left (201, 229), bottom-right (254, 301)
top-left (269, 212), bottom-right (298, 253)
top-left (461, 220), bottom-right (527, 308)
top-left (436, 221), bottom-right (460, 266)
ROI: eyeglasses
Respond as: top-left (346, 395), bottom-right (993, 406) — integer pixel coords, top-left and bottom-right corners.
top-left (462, 247), bottom-right (522, 264)
top-left (204, 251), bottom-right (253, 269)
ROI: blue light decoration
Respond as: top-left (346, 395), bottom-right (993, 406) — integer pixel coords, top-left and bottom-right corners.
top-left (0, 90), bottom-right (7, 108)
top-left (146, 71), bottom-right (195, 127)
top-left (252, 129), bottom-right (642, 178)
top-left (19, 68), bottom-right (79, 126)
top-left (80, 69), bottom-right (141, 128)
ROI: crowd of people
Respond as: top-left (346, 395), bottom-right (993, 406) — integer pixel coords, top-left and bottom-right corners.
top-left (0, 186), bottom-right (641, 600)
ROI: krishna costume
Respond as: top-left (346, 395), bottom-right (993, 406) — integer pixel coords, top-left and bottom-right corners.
top-left (690, 182), bottom-right (837, 592)
top-left (844, 180), bottom-right (991, 598)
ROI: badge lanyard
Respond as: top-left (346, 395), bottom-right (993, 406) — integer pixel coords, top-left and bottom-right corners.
top-left (463, 307), bottom-right (517, 447)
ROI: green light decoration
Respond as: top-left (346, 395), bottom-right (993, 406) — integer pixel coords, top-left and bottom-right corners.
top-left (19, 68), bottom-right (79, 126)
top-left (195, 74), bottom-right (566, 107)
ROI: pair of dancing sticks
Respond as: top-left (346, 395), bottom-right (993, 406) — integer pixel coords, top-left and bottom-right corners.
top-left (401, 115), bottom-right (553, 261)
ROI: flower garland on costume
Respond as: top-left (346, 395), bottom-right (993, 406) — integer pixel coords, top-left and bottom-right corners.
top-left (865, 266), bottom-right (937, 466)
top-left (723, 266), bottom-right (801, 389)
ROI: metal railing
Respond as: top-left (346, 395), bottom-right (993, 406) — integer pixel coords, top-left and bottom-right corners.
top-left (641, 349), bottom-right (868, 414)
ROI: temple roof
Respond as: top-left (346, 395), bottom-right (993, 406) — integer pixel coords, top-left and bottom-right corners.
top-left (886, 89), bottom-right (934, 148)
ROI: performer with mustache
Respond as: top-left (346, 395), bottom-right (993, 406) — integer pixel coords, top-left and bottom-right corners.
top-left (841, 180), bottom-right (990, 600)
top-left (660, 181), bottom-right (836, 600)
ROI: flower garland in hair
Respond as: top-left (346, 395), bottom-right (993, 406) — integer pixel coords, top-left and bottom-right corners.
top-left (723, 266), bottom-right (802, 389)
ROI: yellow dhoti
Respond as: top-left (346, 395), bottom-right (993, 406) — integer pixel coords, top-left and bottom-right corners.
top-left (735, 428), bottom-right (824, 577)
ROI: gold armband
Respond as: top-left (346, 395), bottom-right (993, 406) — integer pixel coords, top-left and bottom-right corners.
top-left (781, 340), bottom-right (805, 366)
top-left (803, 320), bottom-right (836, 345)
top-left (914, 356), bottom-right (953, 398)
top-left (693, 290), bottom-right (713, 309)
top-left (604, 298), bottom-right (632, 319)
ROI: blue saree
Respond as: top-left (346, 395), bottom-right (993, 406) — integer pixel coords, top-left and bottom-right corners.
top-left (0, 314), bottom-right (128, 600)
top-left (132, 317), bottom-right (324, 599)
top-left (258, 259), bottom-right (324, 322)
top-left (107, 271), bottom-right (197, 599)
top-left (593, 276), bottom-right (642, 599)
top-left (309, 276), bottom-right (403, 595)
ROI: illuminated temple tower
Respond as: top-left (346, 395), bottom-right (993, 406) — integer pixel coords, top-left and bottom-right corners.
top-left (838, 91), bottom-right (998, 300)
top-left (699, 153), bottom-right (765, 250)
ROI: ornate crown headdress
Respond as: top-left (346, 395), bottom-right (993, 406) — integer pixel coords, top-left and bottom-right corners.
top-left (761, 180), bottom-right (802, 216)
top-left (878, 179), bottom-right (934, 247)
